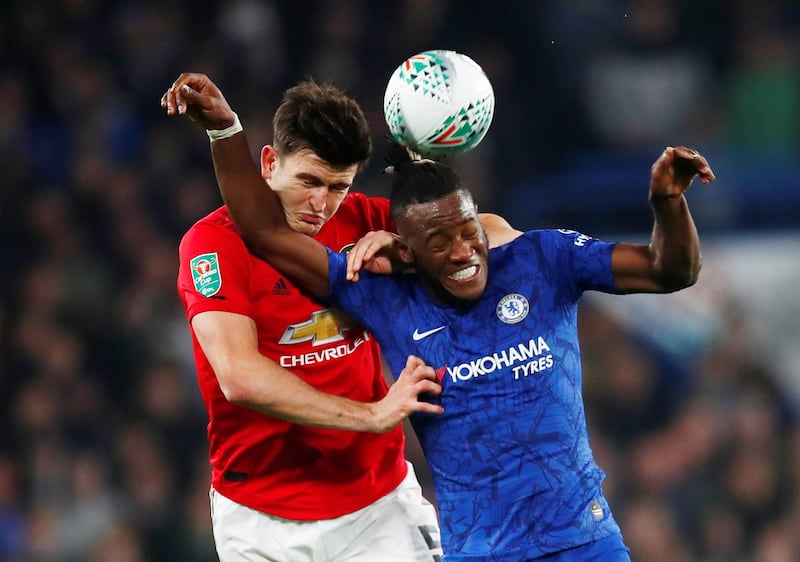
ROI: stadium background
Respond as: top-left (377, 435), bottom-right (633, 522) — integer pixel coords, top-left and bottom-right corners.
top-left (1, 0), bottom-right (799, 560)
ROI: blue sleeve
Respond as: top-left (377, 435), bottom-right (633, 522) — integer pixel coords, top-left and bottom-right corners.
top-left (323, 249), bottom-right (386, 334)
top-left (547, 229), bottom-right (617, 293)
top-left (326, 248), bottom-right (348, 296)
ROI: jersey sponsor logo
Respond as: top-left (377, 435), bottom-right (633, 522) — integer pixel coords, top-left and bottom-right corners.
top-left (496, 293), bottom-right (529, 324)
top-left (412, 326), bottom-right (446, 341)
top-left (278, 308), bottom-right (368, 367)
top-left (278, 308), bottom-right (357, 346)
top-left (444, 336), bottom-right (553, 383)
top-left (190, 253), bottom-right (221, 297)
top-left (279, 333), bottom-right (370, 367)
top-left (272, 278), bottom-right (291, 295)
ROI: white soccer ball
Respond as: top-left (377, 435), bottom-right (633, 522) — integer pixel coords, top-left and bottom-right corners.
top-left (383, 50), bottom-right (495, 159)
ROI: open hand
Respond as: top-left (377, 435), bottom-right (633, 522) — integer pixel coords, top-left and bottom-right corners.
top-left (370, 355), bottom-right (443, 433)
top-left (346, 230), bottom-right (399, 281)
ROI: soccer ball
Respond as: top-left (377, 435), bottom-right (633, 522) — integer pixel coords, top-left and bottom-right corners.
top-left (383, 50), bottom-right (495, 159)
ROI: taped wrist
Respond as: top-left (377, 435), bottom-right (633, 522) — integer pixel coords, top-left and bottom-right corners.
top-left (206, 113), bottom-right (242, 142)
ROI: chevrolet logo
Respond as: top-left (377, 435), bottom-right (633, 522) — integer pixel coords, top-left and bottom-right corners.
top-left (278, 308), bottom-right (357, 346)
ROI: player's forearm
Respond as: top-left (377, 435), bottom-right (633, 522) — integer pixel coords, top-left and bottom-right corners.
top-left (210, 132), bottom-right (286, 254)
top-left (240, 389), bottom-right (385, 434)
top-left (648, 194), bottom-right (701, 290)
top-left (221, 356), bottom-right (387, 433)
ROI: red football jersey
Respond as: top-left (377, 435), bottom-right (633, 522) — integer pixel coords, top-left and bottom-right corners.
top-left (177, 192), bottom-right (407, 520)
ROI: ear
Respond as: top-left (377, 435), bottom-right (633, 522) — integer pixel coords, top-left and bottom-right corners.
top-left (260, 145), bottom-right (278, 181)
top-left (396, 238), bottom-right (414, 265)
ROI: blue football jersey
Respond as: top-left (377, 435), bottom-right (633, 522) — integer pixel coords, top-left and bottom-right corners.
top-left (327, 229), bottom-right (622, 560)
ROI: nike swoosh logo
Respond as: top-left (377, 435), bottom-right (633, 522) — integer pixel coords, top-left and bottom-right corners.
top-left (412, 326), bottom-right (446, 341)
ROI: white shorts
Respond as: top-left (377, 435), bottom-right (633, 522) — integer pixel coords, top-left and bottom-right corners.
top-left (210, 462), bottom-right (442, 562)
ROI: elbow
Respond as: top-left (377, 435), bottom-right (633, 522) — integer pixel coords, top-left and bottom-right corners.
top-left (660, 259), bottom-right (702, 292)
top-left (687, 259), bottom-right (702, 287)
top-left (216, 369), bottom-right (252, 405)
top-left (218, 380), bottom-right (247, 405)
top-left (683, 255), bottom-right (703, 288)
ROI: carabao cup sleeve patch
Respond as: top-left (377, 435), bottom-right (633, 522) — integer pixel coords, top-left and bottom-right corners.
top-left (190, 252), bottom-right (222, 297)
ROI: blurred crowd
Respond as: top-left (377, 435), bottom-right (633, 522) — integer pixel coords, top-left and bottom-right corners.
top-left (1, 0), bottom-right (799, 560)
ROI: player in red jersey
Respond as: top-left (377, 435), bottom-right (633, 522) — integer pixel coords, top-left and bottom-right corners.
top-left (164, 74), bottom-right (518, 561)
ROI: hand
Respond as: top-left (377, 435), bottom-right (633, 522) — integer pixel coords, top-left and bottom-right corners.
top-left (650, 146), bottom-right (716, 199)
top-left (160, 72), bottom-right (237, 130)
top-left (370, 355), bottom-right (443, 433)
top-left (345, 230), bottom-right (398, 282)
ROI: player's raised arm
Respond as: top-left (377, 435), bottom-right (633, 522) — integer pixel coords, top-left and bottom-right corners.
top-left (611, 146), bottom-right (716, 293)
top-left (210, 132), bottom-right (333, 296)
top-left (162, 73), bottom-right (332, 296)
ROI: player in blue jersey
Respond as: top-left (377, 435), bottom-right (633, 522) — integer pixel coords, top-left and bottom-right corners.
top-left (167, 76), bottom-right (715, 561)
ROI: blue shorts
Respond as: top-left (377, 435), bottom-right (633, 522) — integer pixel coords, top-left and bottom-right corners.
top-left (537, 533), bottom-right (631, 561)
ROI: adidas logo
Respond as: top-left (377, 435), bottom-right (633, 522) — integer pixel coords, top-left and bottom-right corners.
top-left (272, 278), bottom-right (291, 296)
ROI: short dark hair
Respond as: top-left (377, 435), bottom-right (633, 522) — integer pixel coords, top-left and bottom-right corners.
top-left (272, 80), bottom-right (372, 169)
top-left (386, 141), bottom-right (466, 221)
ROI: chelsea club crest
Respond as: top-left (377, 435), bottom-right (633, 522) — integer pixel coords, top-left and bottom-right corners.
top-left (496, 293), bottom-right (530, 324)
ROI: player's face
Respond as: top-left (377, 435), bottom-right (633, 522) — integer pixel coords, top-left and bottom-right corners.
top-left (261, 146), bottom-right (358, 236)
top-left (396, 190), bottom-right (489, 305)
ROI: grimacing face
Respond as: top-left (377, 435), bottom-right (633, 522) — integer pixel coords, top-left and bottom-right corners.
top-left (260, 146), bottom-right (359, 236)
top-left (396, 190), bottom-right (490, 305)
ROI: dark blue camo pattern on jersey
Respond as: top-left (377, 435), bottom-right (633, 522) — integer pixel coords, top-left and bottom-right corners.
top-left (326, 229), bottom-right (624, 561)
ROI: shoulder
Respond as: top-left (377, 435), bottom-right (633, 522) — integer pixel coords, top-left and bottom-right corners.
top-left (515, 229), bottom-right (598, 251)
top-left (335, 193), bottom-right (393, 230)
top-left (315, 194), bottom-right (393, 250)
top-left (479, 213), bottom-right (524, 247)
top-left (344, 191), bottom-right (389, 208)
top-left (491, 229), bottom-right (574, 267)
top-left (496, 229), bottom-right (546, 251)
top-left (180, 207), bottom-right (244, 254)
top-left (183, 207), bottom-right (237, 235)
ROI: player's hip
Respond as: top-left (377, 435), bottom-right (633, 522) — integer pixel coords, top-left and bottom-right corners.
top-left (210, 463), bottom-right (443, 562)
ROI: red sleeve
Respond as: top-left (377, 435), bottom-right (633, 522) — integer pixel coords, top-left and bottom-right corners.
top-left (177, 221), bottom-right (255, 321)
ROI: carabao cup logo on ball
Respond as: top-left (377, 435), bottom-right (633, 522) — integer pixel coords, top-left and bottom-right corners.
top-left (383, 49), bottom-right (495, 158)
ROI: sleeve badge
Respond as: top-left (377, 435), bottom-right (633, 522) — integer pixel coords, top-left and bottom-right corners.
top-left (190, 253), bottom-right (222, 297)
